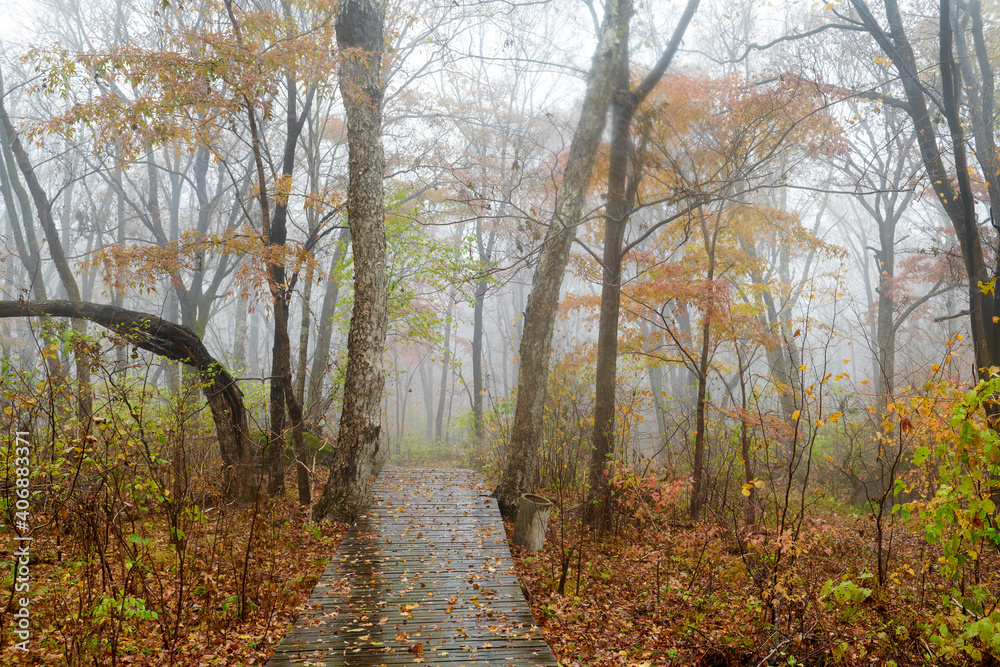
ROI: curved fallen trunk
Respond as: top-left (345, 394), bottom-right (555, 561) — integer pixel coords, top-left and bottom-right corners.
top-left (0, 300), bottom-right (252, 498)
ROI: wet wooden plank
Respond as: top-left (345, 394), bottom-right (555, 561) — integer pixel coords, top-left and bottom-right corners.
top-left (265, 467), bottom-right (557, 667)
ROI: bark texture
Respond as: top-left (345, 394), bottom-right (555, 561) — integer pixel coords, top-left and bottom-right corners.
top-left (493, 0), bottom-right (636, 520)
top-left (314, 0), bottom-right (389, 522)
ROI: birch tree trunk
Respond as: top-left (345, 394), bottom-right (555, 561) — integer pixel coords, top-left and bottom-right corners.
top-left (314, 0), bottom-right (389, 521)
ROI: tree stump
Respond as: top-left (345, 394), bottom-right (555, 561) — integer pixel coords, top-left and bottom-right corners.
top-left (513, 494), bottom-right (553, 551)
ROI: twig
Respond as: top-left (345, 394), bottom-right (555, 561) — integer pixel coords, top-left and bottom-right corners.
top-left (933, 309), bottom-right (970, 323)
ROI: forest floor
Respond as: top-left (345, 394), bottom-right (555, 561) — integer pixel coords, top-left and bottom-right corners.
top-left (509, 491), bottom-right (1000, 667)
top-left (9, 458), bottom-right (1000, 666)
top-left (1, 467), bottom-right (348, 667)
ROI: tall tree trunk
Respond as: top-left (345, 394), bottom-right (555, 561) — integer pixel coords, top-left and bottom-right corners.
top-left (249, 305), bottom-right (260, 376)
top-left (145, 150), bottom-right (181, 392)
top-left (225, 0), bottom-right (315, 505)
top-left (271, 77), bottom-right (314, 505)
top-left (233, 294), bottom-right (248, 373)
top-left (225, 0), bottom-right (313, 505)
top-left (690, 212), bottom-right (718, 521)
top-left (112, 163), bottom-right (128, 382)
top-left (166, 153), bottom-right (184, 390)
top-left (874, 240), bottom-right (896, 399)
top-left (267, 304), bottom-right (289, 495)
top-left (314, 0), bottom-right (389, 522)
top-left (295, 259), bottom-right (315, 406)
top-left (278, 302), bottom-right (312, 506)
top-left (587, 67), bottom-right (633, 523)
top-left (493, 0), bottom-right (631, 519)
top-left (736, 346), bottom-right (755, 525)
top-left (691, 308), bottom-right (712, 520)
top-left (306, 226), bottom-right (351, 425)
top-left (0, 120), bottom-right (45, 301)
top-left (472, 276), bottom-right (487, 444)
top-left (0, 105), bottom-right (65, 386)
top-left (419, 356), bottom-right (434, 439)
top-left (471, 220), bottom-right (497, 446)
top-left (445, 332), bottom-right (458, 443)
top-left (585, 0), bottom-right (699, 526)
top-left (435, 291), bottom-right (456, 441)
top-left (640, 319), bottom-right (669, 457)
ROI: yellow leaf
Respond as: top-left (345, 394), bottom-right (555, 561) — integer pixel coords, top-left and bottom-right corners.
top-left (816, 419), bottom-right (825, 428)
top-left (931, 364), bottom-right (940, 372)
top-left (798, 365), bottom-right (807, 371)
top-left (792, 410), bottom-right (801, 420)
top-left (829, 412), bottom-right (842, 423)
top-left (753, 479), bottom-right (765, 489)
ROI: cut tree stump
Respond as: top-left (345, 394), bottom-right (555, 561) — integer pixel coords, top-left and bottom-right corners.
top-left (513, 494), bottom-right (553, 552)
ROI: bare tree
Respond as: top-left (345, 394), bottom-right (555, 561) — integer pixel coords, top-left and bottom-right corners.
top-left (841, 0), bottom-right (1000, 385)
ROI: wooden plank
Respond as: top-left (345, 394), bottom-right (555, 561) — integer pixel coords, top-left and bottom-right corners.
top-left (265, 467), bottom-right (557, 667)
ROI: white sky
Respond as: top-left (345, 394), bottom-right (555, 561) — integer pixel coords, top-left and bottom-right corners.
top-left (0, 0), bottom-right (39, 45)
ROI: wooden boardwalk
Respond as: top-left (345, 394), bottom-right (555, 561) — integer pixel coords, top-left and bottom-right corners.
top-left (266, 467), bottom-right (558, 667)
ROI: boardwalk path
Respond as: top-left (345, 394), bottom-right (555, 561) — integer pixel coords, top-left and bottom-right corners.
top-left (266, 467), bottom-right (559, 666)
